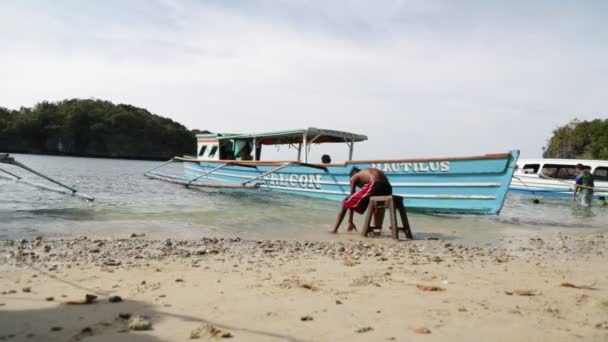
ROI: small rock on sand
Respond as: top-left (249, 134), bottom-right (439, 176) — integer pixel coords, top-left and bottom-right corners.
top-left (190, 324), bottom-right (232, 339)
top-left (66, 294), bottom-right (98, 305)
top-left (45, 297), bottom-right (54, 301)
top-left (300, 315), bottom-right (313, 321)
top-left (416, 284), bottom-right (445, 292)
top-left (103, 259), bottom-right (121, 266)
top-left (505, 290), bottom-right (537, 296)
top-left (344, 259), bottom-right (357, 267)
top-left (50, 326), bottom-right (63, 332)
top-left (80, 327), bottom-right (93, 335)
top-left (128, 315), bottom-right (152, 331)
top-left (108, 296), bottom-right (123, 303)
top-left (355, 326), bottom-right (373, 333)
top-left (596, 322), bottom-right (608, 330)
top-left (118, 313), bottom-right (132, 320)
top-left (414, 327), bottom-right (431, 334)
top-left (22, 287), bottom-right (31, 293)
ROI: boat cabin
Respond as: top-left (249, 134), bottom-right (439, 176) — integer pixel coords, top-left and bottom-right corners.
top-left (515, 158), bottom-right (608, 182)
top-left (195, 128), bottom-right (368, 163)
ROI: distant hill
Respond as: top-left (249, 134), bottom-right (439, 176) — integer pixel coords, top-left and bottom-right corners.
top-left (0, 99), bottom-right (204, 160)
top-left (544, 119), bottom-right (608, 160)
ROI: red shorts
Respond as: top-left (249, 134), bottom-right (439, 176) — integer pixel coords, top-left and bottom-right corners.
top-left (342, 181), bottom-right (392, 214)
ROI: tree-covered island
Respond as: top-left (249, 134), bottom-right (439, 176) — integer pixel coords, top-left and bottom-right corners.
top-left (0, 99), bottom-right (204, 160)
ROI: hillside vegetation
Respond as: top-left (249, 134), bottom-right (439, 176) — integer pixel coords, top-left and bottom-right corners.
top-left (0, 99), bottom-right (201, 160)
top-left (544, 119), bottom-right (608, 160)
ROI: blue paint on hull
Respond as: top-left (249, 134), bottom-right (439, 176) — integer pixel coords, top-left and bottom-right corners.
top-left (181, 151), bottom-right (520, 215)
top-left (510, 187), bottom-right (604, 200)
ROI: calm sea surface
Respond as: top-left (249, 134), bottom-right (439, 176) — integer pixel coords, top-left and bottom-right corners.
top-left (1, 154), bottom-right (606, 244)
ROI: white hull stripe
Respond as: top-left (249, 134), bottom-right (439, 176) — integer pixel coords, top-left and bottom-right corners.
top-left (185, 165), bottom-right (501, 188)
top-left (513, 175), bottom-right (608, 185)
top-left (511, 180), bottom-right (608, 192)
top-left (263, 185), bottom-right (496, 199)
top-left (510, 186), bottom-right (608, 196)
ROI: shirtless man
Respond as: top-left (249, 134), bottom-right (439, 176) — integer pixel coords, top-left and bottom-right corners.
top-left (331, 167), bottom-right (392, 233)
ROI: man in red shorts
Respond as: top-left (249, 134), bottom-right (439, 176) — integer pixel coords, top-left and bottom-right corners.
top-left (331, 167), bottom-right (393, 233)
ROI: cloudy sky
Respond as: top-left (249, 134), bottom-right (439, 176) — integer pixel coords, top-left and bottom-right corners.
top-left (1, 0), bottom-right (606, 160)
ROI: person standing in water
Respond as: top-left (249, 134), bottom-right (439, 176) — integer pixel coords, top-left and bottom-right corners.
top-left (574, 164), bottom-right (594, 207)
top-left (331, 167), bottom-right (392, 233)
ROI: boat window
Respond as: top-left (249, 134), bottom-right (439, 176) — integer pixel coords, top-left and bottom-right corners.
top-left (220, 141), bottom-right (235, 160)
top-left (521, 164), bottom-right (540, 174)
top-left (208, 146), bottom-right (218, 158)
top-left (198, 145), bottom-right (208, 157)
top-left (594, 167), bottom-right (608, 181)
top-left (541, 164), bottom-right (577, 179)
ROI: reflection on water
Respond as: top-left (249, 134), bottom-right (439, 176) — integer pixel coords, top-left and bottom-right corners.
top-left (1, 154), bottom-right (607, 243)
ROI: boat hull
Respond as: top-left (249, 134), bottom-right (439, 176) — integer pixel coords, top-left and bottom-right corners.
top-left (510, 175), bottom-right (608, 199)
top-left (182, 151), bottom-right (520, 214)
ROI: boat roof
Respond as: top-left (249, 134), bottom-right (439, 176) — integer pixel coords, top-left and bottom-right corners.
top-left (518, 158), bottom-right (608, 167)
top-left (197, 128), bottom-right (368, 145)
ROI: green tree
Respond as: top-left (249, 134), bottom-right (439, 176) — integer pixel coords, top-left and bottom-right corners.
top-left (0, 99), bottom-right (202, 160)
top-left (544, 118), bottom-right (608, 160)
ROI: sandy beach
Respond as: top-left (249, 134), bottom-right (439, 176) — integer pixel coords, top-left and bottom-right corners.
top-left (1, 232), bottom-right (607, 342)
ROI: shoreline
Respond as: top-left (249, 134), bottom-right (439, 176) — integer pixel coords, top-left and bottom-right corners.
top-left (1, 234), bottom-right (607, 341)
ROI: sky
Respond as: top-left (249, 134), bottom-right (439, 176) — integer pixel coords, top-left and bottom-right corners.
top-left (1, 0), bottom-right (607, 161)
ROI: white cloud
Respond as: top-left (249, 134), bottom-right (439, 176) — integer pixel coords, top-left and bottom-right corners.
top-left (1, 0), bottom-right (607, 160)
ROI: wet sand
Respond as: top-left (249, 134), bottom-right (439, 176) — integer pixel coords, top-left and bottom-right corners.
top-left (1, 232), bottom-right (608, 342)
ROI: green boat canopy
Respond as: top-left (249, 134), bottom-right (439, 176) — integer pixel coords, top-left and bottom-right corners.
top-left (204, 128), bottom-right (368, 146)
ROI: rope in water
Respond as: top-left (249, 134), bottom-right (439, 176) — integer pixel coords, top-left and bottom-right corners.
top-left (512, 175), bottom-right (541, 202)
top-left (537, 172), bottom-right (601, 191)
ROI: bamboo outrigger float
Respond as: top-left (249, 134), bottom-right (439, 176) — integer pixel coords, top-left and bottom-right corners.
top-left (0, 153), bottom-right (94, 201)
top-left (145, 128), bottom-right (520, 215)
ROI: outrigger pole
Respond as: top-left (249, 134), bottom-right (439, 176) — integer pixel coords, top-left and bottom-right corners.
top-left (242, 162), bottom-right (294, 185)
top-left (144, 157), bottom-right (328, 189)
top-left (0, 153), bottom-right (94, 201)
top-left (144, 158), bottom-right (260, 189)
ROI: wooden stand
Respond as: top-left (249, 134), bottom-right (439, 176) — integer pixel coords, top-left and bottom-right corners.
top-left (361, 195), bottom-right (413, 240)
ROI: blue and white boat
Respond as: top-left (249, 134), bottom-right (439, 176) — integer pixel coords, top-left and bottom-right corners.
top-left (510, 158), bottom-right (608, 199)
top-left (145, 128), bottom-right (520, 214)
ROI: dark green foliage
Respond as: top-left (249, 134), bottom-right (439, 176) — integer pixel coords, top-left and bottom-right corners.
top-left (544, 119), bottom-right (608, 160)
top-left (0, 99), bottom-right (199, 160)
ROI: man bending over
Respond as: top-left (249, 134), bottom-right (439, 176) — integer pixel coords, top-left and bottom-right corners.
top-left (331, 167), bottom-right (392, 233)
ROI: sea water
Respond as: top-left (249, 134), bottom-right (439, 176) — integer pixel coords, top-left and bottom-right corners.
top-left (1, 154), bottom-right (606, 244)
